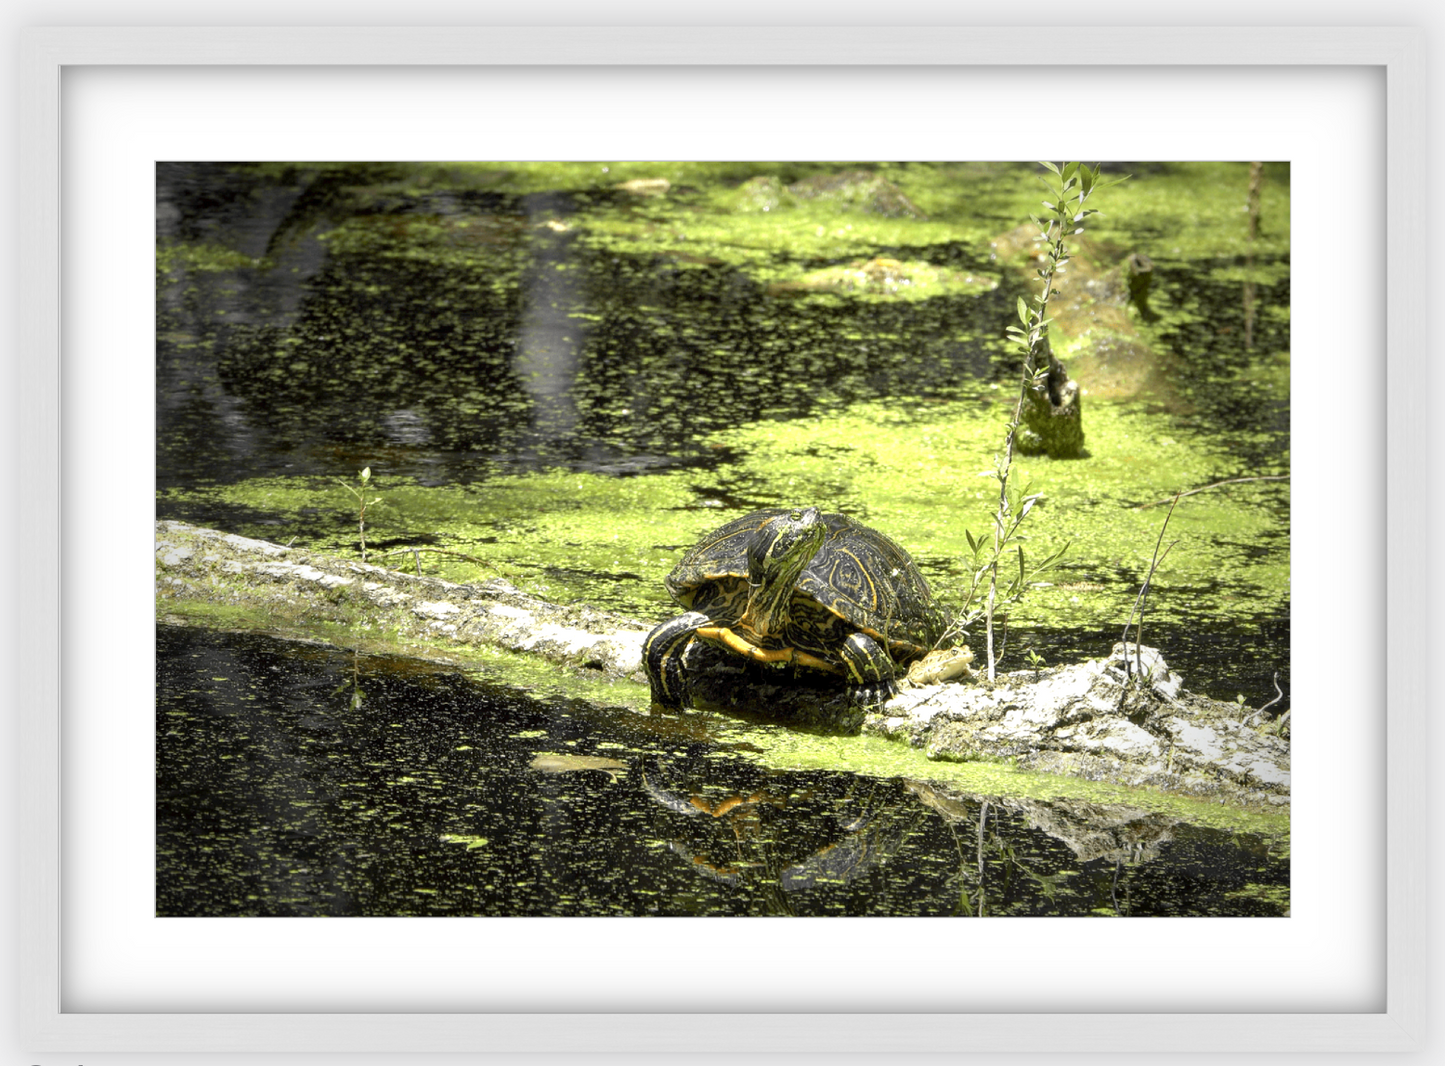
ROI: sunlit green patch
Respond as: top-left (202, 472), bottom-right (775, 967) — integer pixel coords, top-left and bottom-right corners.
top-left (317, 213), bottom-right (529, 277)
top-left (1083, 162), bottom-right (1290, 262)
top-left (1242, 349), bottom-right (1291, 394)
top-left (157, 589), bottom-right (645, 710)
top-left (1223, 881), bottom-right (1291, 908)
top-left (766, 257), bottom-right (998, 301)
top-left (162, 368), bottom-right (1287, 645)
top-left (1205, 262), bottom-right (1292, 287)
top-left (690, 711), bottom-right (1288, 839)
top-left (518, 163), bottom-right (1029, 278)
top-left (157, 241), bottom-right (263, 274)
top-left (162, 468), bottom-right (710, 615)
top-left (694, 393), bottom-right (1288, 636)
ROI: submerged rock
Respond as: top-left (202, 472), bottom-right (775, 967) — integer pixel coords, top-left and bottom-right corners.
top-left (732, 170), bottom-right (925, 218)
top-left (787, 170), bottom-right (926, 218)
top-left (766, 256), bottom-right (997, 298)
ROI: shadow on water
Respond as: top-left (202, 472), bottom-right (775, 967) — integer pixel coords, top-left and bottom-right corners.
top-left (157, 628), bottom-right (1288, 917)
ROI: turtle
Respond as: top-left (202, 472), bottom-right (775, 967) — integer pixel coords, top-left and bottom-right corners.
top-left (643, 507), bottom-right (946, 710)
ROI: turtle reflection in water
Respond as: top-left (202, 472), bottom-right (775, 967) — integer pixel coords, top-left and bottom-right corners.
top-left (641, 765), bottom-right (916, 893)
top-left (644, 507), bottom-right (948, 710)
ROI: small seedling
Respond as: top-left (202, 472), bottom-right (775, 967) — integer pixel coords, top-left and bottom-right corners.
top-left (1118, 492), bottom-right (1180, 693)
top-left (336, 466), bottom-right (382, 564)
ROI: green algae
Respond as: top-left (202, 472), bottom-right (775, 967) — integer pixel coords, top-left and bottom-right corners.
top-left (162, 468), bottom-right (705, 614)
top-left (766, 256), bottom-right (998, 301)
top-left (1224, 881), bottom-right (1291, 909)
top-left (1085, 162), bottom-right (1291, 262)
top-left (162, 373), bottom-right (1287, 646)
top-left (157, 241), bottom-right (263, 274)
top-left (439, 834), bottom-right (490, 850)
top-left (689, 394), bottom-right (1286, 635)
top-left (681, 708), bottom-right (1288, 840)
top-left (159, 587), bottom-right (642, 711)
top-left (554, 163), bottom-right (1025, 283)
top-left (185, 160), bottom-right (1286, 290)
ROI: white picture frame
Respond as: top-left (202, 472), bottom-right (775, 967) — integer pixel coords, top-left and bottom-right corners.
top-left (13, 23), bottom-right (1428, 1059)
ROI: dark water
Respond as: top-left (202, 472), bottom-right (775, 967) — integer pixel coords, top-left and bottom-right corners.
top-left (157, 627), bottom-right (1288, 917)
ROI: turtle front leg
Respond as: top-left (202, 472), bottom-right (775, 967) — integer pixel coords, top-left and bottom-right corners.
top-left (643, 611), bottom-right (710, 710)
top-left (837, 631), bottom-right (900, 706)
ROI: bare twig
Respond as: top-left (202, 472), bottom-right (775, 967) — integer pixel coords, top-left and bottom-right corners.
top-left (1120, 492), bottom-right (1181, 684)
top-left (1244, 672), bottom-right (1286, 727)
top-left (380, 546), bottom-right (495, 568)
top-left (1134, 474), bottom-right (1289, 509)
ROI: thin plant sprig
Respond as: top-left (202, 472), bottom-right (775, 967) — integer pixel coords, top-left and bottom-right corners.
top-left (1118, 491), bottom-right (1181, 699)
top-left (970, 163), bottom-right (1123, 680)
top-left (937, 481), bottom-right (1070, 663)
top-left (336, 466), bottom-right (382, 564)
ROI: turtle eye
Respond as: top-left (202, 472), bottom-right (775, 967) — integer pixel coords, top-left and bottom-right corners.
top-left (789, 510), bottom-right (803, 521)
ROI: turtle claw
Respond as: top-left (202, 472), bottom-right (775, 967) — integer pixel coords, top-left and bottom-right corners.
top-left (850, 679), bottom-right (900, 708)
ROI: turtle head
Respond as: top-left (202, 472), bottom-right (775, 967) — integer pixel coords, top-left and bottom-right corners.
top-left (740, 507), bottom-right (825, 638)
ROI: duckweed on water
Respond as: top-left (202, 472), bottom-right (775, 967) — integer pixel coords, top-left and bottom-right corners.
top-left (166, 386), bottom-right (1286, 650)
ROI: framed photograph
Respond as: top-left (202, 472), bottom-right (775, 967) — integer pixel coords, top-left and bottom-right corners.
top-left (14, 23), bottom-right (1426, 1059)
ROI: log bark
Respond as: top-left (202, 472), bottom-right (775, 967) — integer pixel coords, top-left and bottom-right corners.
top-left (155, 520), bottom-right (648, 679)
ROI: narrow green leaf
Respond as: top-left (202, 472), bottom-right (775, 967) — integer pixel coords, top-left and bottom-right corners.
top-left (1038, 542), bottom-right (1071, 570)
top-left (1017, 296), bottom-right (1029, 324)
top-left (1040, 161), bottom-right (1060, 174)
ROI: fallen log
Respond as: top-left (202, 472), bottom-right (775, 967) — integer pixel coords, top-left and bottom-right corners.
top-left (155, 520), bottom-right (648, 679)
top-left (156, 521), bottom-right (1289, 804)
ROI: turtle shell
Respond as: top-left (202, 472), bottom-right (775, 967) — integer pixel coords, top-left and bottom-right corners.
top-left (665, 508), bottom-right (944, 664)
